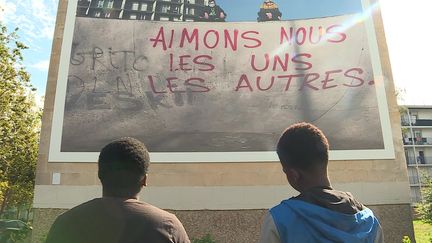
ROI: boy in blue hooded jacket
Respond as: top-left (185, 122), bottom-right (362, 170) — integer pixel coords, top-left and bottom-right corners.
top-left (260, 122), bottom-right (383, 243)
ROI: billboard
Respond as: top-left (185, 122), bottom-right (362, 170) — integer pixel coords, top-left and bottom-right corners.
top-left (49, 0), bottom-right (394, 162)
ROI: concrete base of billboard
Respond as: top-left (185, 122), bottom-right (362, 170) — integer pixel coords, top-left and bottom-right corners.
top-left (32, 204), bottom-right (414, 243)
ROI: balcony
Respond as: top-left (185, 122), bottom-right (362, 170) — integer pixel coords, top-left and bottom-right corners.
top-left (401, 119), bottom-right (410, 126)
top-left (416, 119), bottom-right (432, 126)
top-left (406, 156), bottom-right (416, 165)
top-left (157, 0), bottom-right (182, 5)
top-left (403, 137), bottom-right (432, 146)
top-left (124, 8), bottom-right (154, 14)
top-left (406, 156), bottom-right (432, 165)
top-left (402, 119), bottom-right (432, 127)
top-left (408, 174), bottom-right (432, 185)
top-left (186, 0), bottom-right (205, 4)
top-left (156, 8), bottom-right (182, 15)
top-left (409, 175), bottom-right (420, 184)
top-left (403, 138), bottom-right (413, 145)
top-left (410, 195), bottom-right (422, 204)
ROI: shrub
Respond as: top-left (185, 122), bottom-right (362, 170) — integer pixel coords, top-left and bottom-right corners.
top-left (417, 177), bottom-right (432, 224)
top-left (402, 236), bottom-right (411, 243)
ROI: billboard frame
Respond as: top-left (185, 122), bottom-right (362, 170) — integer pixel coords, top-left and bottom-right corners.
top-left (48, 0), bottom-right (394, 163)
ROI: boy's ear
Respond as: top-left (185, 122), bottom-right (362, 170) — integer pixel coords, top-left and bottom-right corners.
top-left (141, 174), bottom-right (148, 187)
top-left (283, 166), bottom-right (301, 190)
top-left (285, 167), bottom-right (300, 181)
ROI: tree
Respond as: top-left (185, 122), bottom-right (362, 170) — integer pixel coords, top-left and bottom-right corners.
top-left (417, 177), bottom-right (432, 224)
top-left (0, 22), bottom-right (41, 218)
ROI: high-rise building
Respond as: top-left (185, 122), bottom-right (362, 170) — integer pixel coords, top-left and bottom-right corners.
top-left (401, 105), bottom-right (432, 203)
top-left (76, 0), bottom-right (209, 21)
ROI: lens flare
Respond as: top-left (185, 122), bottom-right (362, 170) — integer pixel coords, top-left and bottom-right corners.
top-left (271, 2), bottom-right (379, 57)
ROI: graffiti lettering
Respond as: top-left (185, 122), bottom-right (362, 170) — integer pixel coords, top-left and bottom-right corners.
top-left (234, 67), bottom-right (373, 92)
top-left (250, 53), bottom-right (313, 72)
top-left (149, 27), bottom-right (262, 51)
top-left (71, 46), bottom-right (149, 72)
top-left (280, 24), bottom-right (347, 45)
top-left (169, 54), bottom-right (215, 72)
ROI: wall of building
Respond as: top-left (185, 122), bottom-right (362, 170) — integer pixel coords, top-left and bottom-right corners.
top-left (77, 0), bottom-right (208, 21)
top-left (32, 204), bottom-right (414, 243)
top-left (32, 0), bottom-right (415, 242)
top-left (420, 129), bottom-right (432, 138)
top-left (402, 106), bottom-right (432, 203)
top-left (413, 109), bottom-right (432, 120)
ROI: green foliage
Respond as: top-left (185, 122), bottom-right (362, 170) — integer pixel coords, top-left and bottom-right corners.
top-left (192, 234), bottom-right (217, 243)
top-left (399, 105), bottom-right (408, 117)
top-left (413, 220), bottom-right (432, 243)
top-left (402, 236), bottom-right (411, 243)
top-left (417, 177), bottom-right (432, 224)
top-left (0, 23), bottom-right (41, 217)
top-left (3, 229), bottom-right (32, 243)
top-left (0, 181), bottom-right (8, 202)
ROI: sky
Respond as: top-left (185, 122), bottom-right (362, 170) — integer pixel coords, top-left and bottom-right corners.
top-left (0, 0), bottom-right (431, 105)
top-left (0, 0), bottom-right (58, 99)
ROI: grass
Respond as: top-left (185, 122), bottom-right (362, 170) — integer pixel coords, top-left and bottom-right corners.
top-left (414, 220), bottom-right (432, 243)
top-left (192, 234), bottom-right (217, 243)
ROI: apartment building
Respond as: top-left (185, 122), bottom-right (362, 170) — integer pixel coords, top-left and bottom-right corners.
top-left (401, 105), bottom-right (432, 203)
top-left (77, 0), bottom-right (209, 21)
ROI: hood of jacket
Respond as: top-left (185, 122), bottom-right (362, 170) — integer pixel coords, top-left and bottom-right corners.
top-left (270, 199), bottom-right (381, 243)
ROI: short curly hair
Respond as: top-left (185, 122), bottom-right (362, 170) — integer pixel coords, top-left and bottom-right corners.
top-left (98, 137), bottom-right (150, 196)
top-left (277, 122), bottom-right (329, 170)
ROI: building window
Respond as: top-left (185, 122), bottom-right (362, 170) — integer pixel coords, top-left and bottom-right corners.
top-left (107, 0), bottom-right (114, 8)
top-left (161, 5), bottom-right (169, 13)
top-left (171, 6), bottom-right (179, 13)
top-left (78, 0), bottom-right (91, 7)
top-left (141, 3), bottom-right (148, 11)
top-left (94, 11), bottom-right (101, 17)
top-left (187, 8), bottom-right (194, 15)
top-left (97, 0), bottom-right (104, 8)
top-left (104, 12), bottom-right (111, 18)
top-left (130, 14), bottom-right (137, 19)
top-left (160, 16), bottom-right (169, 21)
top-left (132, 2), bottom-right (139, 10)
